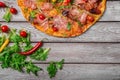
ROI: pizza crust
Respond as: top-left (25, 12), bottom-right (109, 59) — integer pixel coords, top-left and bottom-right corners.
top-left (18, 0), bottom-right (106, 38)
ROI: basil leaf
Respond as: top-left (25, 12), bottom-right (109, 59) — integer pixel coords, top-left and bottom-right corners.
top-left (67, 22), bottom-right (72, 30)
top-left (30, 11), bottom-right (36, 18)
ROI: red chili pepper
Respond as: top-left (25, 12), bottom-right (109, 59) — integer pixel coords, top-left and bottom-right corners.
top-left (19, 42), bottom-right (43, 55)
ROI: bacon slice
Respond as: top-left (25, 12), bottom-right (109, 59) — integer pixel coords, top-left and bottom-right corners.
top-left (79, 12), bottom-right (88, 24)
top-left (40, 3), bottom-right (53, 11)
top-left (74, 0), bottom-right (87, 4)
top-left (53, 15), bottom-right (68, 30)
top-left (23, 0), bottom-right (37, 10)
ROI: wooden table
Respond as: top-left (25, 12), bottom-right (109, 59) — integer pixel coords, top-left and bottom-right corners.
top-left (0, 0), bottom-right (120, 80)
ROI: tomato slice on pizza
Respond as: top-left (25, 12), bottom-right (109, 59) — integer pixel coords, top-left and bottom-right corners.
top-left (18, 0), bottom-right (106, 37)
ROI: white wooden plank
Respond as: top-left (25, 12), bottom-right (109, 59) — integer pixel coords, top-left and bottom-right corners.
top-left (0, 64), bottom-right (120, 80)
top-left (43, 43), bottom-right (120, 63)
top-left (0, 1), bottom-right (120, 21)
top-left (7, 43), bottom-right (120, 63)
top-left (1, 22), bottom-right (120, 42)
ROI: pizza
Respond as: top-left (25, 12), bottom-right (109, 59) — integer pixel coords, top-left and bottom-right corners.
top-left (18, 0), bottom-right (106, 37)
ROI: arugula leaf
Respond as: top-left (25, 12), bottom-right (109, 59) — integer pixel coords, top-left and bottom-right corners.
top-left (78, 21), bottom-right (83, 27)
top-left (30, 11), bottom-right (36, 18)
top-left (10, 53), bottom-right (26, 72)
top-left (47, 59), bottom-right (64, 78)
top-left (3, 8), bottom-right (12, 22)
top-left (10, 33), bottom-right (21, 43)
top-left (22, 44), bottom-right (33, 52)
top-left (10, 29), bottom-right (21, 43)
top-left (25, 61), bottom-right (42, 76)
top-left (56, 59), bottom-right (64, 69)
top-left (0, 35), bottom-right (5, 47)
top-left (47, 62), bottom-right (57, 78)
top-left (30, 48), bottom-right (50, 61)
top-left (67, 22), bottom-right (72, 31)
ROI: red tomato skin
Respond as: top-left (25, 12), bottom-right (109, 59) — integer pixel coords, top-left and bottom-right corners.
top-left (10, 8), bottom-right (18, 14)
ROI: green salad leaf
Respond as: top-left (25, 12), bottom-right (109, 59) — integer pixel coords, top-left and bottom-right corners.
top-left (47, 59), bottom-right (64, 78)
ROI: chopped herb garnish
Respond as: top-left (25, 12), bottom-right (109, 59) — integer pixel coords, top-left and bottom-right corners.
top-left (78, 21), bottom-right (84, 27)
top-left (30, 11), bottom-right (36, 18)
top-left (67, 22), bottom-right (72, 30)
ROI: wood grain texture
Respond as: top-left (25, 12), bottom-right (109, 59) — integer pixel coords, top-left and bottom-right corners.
top-left (0, 64), bottom-right (120, 80)
top-left (0, 1), bottom-right (120, 21)
top-left (1, 22), bottom-right (120, 42)
top-left (0, 0), bottom-right (120, 80)
top-left (7, 43), bottom-right (120, 63)
top-left (43, 43), bottom-right (120, 63)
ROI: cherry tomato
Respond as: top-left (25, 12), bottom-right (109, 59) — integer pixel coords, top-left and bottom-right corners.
top-left (39, 14), bottom-right (46, 20)
top-left (20, 30), bottom-right (27, 38)
top-left (95, 9), bottom-right (101, 14)
top-left (10, 7), bottom-right (18, 14)
top-left (87, 15), bottom-right (94, 22)
top-left (1, 25), bottom-right (9, 33)
top-left (52, 26), bottom-right (58, 32)
top-left (0, 2), bottom-right (6, 7)
top-left (64, 0), bottom-right (71, 5)
top-left (65, 0), bottom-right (71, 3)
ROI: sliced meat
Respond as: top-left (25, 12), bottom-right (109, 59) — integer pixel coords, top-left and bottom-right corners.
top-left (88, 0), bottom-right (98, 4)
top-left (23, 0), bottom-right (37, 9)
top-left (41, 21), bottom-right (49, 31)
top-left (79, 12), bottom-right (88, 24)
top-left (53, 15), bottom-right (68, 30)
top-left (84, 3), bottom-right (94, 11)
top-left (40, 3), bottom-right (53, 11)
top-left (68, 6), bottom-right (81, 20)
top-left (74, 0), bottom-right (87, 4)
top-left (70, 7), bottom-right (80, 17)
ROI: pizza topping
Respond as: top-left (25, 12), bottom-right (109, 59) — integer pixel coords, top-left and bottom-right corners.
top-left (41, 21), bottom-right (49, 31)
top-left (63, 0), bottom-right (71, 5)
top-left (52, 26), bottom-right (59, 32)
top-left (38, 14), bottom-right (46, 20)
top-left (88, 0), bottom-right (98, 4)
top-left (67, 22), bottom-right (72, 31)
top-left (24, 0), bottom-right (37, 10)
top-left (69, 7), bottom-right (80, 17)
top-left (53, 15), bottom-right (68, 30)
top-left (74, 0), bottom-right (87, 4)
top-left (87, 15), bottom-right (94, 22)
top-left (79, 12), bottom-right (88, 24)
top-left (40, 3), bottom-right (53, 11)
top-left (62, 10), bottom-right (69, 16)
top-left (49, 9), bottom-right (58, 17)
top-left (89, 8), bottom-right (101, 14)
top-left (36, 14), bottom-right (47, 24)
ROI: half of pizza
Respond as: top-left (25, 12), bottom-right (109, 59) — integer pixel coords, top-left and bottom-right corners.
top-left (18, 0), bottom-right (106, 37)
